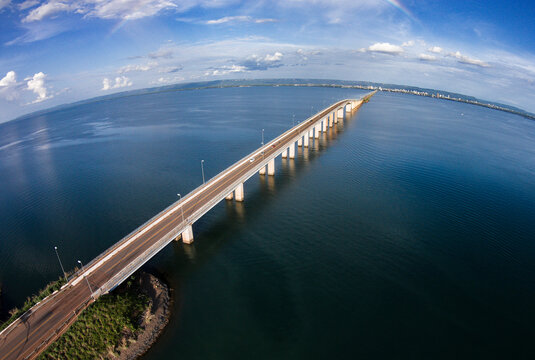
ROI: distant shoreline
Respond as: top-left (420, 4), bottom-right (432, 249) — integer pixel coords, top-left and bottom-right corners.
top-left (5, 79), bottom-right (534, 126)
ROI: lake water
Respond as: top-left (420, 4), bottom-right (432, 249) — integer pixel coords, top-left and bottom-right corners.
top-left (1, 86), bottom-right (535, 359)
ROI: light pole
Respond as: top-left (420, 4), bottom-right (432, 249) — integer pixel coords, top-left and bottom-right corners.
top-left (54, 246), bottom-right (67, 281)
top-left (201, 160), bottom-right (205, 184)
top-left (261, 129), bottom-right (264, 146)
top-left (292, 114), bottom-right (295, 127)
top-left (77, 260), bottom-right (94, 298)
top-left (177, 193), bottom-right (185, 224)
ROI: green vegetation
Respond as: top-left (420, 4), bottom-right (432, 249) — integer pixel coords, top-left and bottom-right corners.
top-left (38, 275), bottom-right (149, 359)
top-left (0, 276), bottom-right (67, 332)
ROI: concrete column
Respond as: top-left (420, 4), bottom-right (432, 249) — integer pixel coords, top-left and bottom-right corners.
top-left (315, 123), bottom-right (321, 138)
top-left (282, 148), bottom-right (288, 158)
top-left (308, 129), bottom-right (313, 138)
top-left (337, 108), bottom-right (344, 119)
top-left (329, 114), bottom-right (334, 127)
top-left (235, 183), bottom-right (244, 202)
top-left (182, 225), bottom-right (194, 244)
top-left (268, 158), bottom-right (275, 176)
top-left (225, 191), bottom-right (234, 200)
top-left (297, 136), bottom-right (303, 147)
top-left (304, 134), bottom-right (309, 147)
top-left (289, 142), bottom-right (296, 158)
top-left (345, 104), bottom-right (352, 113)
top-left (322, 118), bottom-right (327, 132)
top-left (259, 164), bottom-right (266, 175)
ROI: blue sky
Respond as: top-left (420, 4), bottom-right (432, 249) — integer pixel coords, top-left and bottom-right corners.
top-left (0, 0), bottom-right (534, 123)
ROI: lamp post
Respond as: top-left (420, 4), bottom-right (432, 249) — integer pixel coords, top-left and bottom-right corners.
top-left (77, 260), bottom-right (94, 298)
top-left (261, 129), bottom-right (264, 146)
top-left (201, 160), bottom-right (205, 184)
top-left (177, 193), bottom-right (185, 225)
top-left (54, 246), bottom-right (67, 281)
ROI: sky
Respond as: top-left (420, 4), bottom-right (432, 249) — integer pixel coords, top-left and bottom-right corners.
top-left (0, 0), bottom-right (534, 123)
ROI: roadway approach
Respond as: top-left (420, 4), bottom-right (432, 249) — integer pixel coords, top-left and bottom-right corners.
top-left (0, 91), bottom-right (376, 360)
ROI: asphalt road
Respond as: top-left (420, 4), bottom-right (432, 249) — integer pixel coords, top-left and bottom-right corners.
top-left (0, 99), bottom-right (359, 360)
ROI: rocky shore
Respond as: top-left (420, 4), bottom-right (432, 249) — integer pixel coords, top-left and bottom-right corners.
top-left (116, 272), bottom-right (171, 360)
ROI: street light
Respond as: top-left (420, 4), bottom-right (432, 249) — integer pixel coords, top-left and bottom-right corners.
top-left (292, 114), bottom-right (295, 127)
top-left (54, 246), bottom-right (67, 281)
top-left (77, 260), bottom-right (94, 298)
top-left (261, 129), bottom-right (264, 146)
top-left (201, 160), bottom-right (205, 184)
top-left (177, 193), bottom-right (185, 225)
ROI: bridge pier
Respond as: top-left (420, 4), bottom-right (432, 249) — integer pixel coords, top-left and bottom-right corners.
top-left (322, 118), bottom-right (328, 132)
top-left (337, 108), bottom-right (344, 120)
top-left (297, 136), bottom-right (303, 147)
top-left (182, 225), bottom-right (194, 244)
top-left (225, 192), bottom-right (234, 200)
top-left (259, 164), bottom-right (266, 175)
top-left (268, 159), bottom-right (275, 175)
top-left (304, 134), bottom-right (309, 147)
top-left (308, 129), bottom-right (313, 138)
top-left (329, 113), bottom-right (334, 127)
top-left (282, 148), bottom-right (288, 158)
top-left (235, 183), bottom-right (244, 201)
top-left (314, 123), bottom-right (321, 138)
top-left (289, 142), bottom-right (296, 158)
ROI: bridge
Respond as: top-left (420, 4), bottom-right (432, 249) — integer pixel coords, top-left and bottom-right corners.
top-left (0, 91), bottom-right (375, 360)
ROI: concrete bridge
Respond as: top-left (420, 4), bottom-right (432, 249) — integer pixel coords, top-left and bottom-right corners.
top-left (0, 91), bottom-right (375, 360)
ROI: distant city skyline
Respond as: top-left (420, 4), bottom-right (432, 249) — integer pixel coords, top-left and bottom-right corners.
top-left (0, 0), bottom-right (534, 123)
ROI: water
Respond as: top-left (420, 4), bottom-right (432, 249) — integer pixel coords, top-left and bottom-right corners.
top-left (1, 86), bottom-right (535, 359)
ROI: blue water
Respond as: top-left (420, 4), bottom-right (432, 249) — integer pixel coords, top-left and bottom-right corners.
top-left (1, 86), bottom-right (535, 358)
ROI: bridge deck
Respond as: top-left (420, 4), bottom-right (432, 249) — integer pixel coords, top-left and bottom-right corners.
top-left (0, 93), bottom-right (375, 360)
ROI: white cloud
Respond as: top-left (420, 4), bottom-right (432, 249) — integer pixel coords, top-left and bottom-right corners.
top-left (206, 64), bottom-right (247, 76)
top-left (238, 52), bottom-right (284, 70)
top-left (23, 1), bottom-right (72, 22)
top-left (26, 72), bottom-right (52, 103)
top-left (0, 71), bottom-right (16, 87)
top-left (418, 53), bottom-right (436, 61)
top-left (22, 0), bottom-right (238, 22)
top-left (18, 0), bottom-right (39, 10)
top-left (5, 21), bottom-right (67, 45)
top-left (118, 62), bottom-right (156, 74)
top-left (205, 15), bottom-right (277, 24)
top-left (0, 0), bottom-right (11, 11)
top-left (428, 46), bottom-right (443, 54)
top-left (151, 75), bottom-right (184, 84)
top-left (88, 0), bottom-right (177, 20)
top-left (368, 42), bottom-right (404, 55)
top-left (0, 71), bottom-right (19, 101)
top-left (448, 51), bottom-right (489, 67)
top-left (265, 52), bottom-right (283, 62)
top-left (402, 40), bottom-right (414, 47)
top-left (102, 76), bottom-right (133, 90)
